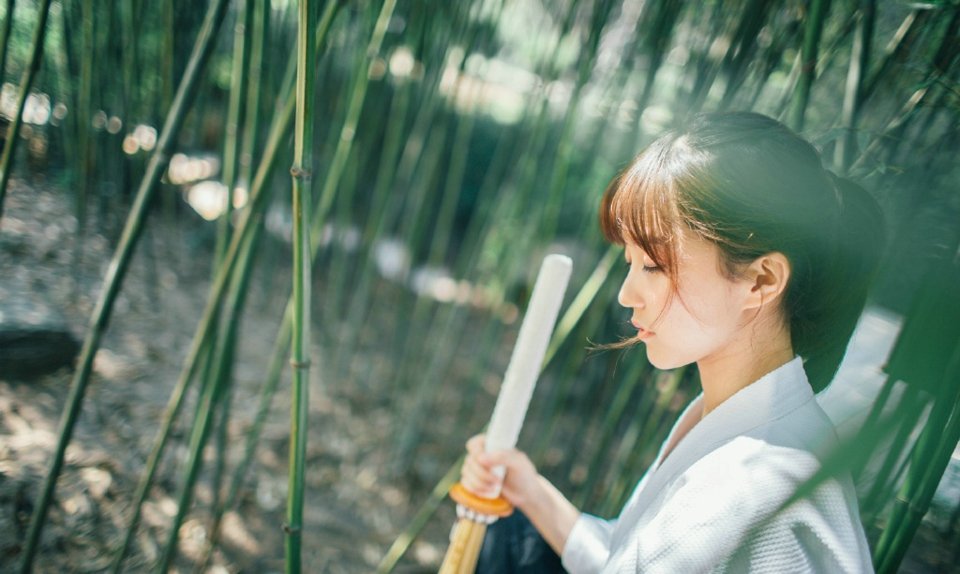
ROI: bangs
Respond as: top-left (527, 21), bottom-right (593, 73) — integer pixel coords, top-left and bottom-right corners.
top-left (599, 138), bottom-right (681, 272)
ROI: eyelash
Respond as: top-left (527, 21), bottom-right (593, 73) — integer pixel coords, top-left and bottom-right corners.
top-left (626, 259), bottom-right (662, 273)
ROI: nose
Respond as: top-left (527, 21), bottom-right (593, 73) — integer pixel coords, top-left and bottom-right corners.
top-left (618, 275), bottom-right (643, 309)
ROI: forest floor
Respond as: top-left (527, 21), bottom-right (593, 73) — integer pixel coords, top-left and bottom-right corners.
top-left (1, 176), bottom-right (959, 573)
top-left (0, 176), bottom-right (468, 573)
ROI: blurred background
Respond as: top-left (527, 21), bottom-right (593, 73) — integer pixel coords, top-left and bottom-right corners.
top-left (0, 0), bottom-right (958, 572)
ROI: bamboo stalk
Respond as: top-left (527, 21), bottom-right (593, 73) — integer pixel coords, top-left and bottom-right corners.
top-left (0, 0), bottom-right (53, 222)
top-left (874, 347), bottom-right (960, 571)
top-left (238, 0), bottom-right (268, 189)
top-left (314, 0), bottom-right (404, 367)
top-left (390, 0), bottom-right (585, 467)
top-left (157, 196), bottom-right (267, 571)
top-left (573, 355), bottom-right (651, 508)
top-left (215, 0), bottom-right (254, 265)
top-left (834, 0), bottom-right (874, 171)
top-left (285, 0), bottom-right (317, 569)
top-left (198, 302), bottom-right (293, 572)
top-left (18, 0), bottom-right (231, 571)
top-left (312, 0), bottom-right (397, 230)
top-left (789, 0), bottom-right (832, 131)
top-left (717, 0), bottom-right (775, 110)
top-left (112, 3), bottom-right (346, 563)
top-left (376, 455), bottom-right (464, 573)
top-left (859, 8), bottom-right (927, 109)
top-left (154, 226), bottom-right (257, 570)
top-left (204, 1), bottom-right (256, 523)
top-left (110, 49), bottom-right (299, 574)
top-left (531, 246), bottom-right (621, 457)
top-left (0, 0), bottom-right (15, 84)
top-left (74, 0), bottom-right (93, 234)
top-left (601, 367), bottom-right (688, 515)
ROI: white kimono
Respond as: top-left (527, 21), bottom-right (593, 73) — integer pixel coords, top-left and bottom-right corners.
top-left (561, 357), bottom-right (874, 573)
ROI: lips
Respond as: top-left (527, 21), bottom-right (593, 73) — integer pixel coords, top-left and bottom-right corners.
top-left (631, 319), bottom-right (655, 339)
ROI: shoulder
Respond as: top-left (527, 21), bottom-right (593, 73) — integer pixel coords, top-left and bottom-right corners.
top-left (667, 435), bottom-right (823, 515)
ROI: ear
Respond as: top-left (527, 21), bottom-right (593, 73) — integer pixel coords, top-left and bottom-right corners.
top-left (743, 252), bottom-right (791, 311)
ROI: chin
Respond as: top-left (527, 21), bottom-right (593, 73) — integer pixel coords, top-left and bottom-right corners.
top-left (645, 348), bottom-right (695, 371)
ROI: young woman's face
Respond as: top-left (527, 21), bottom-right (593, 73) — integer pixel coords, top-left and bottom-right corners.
top-left (618, 233), bottom-right (753, 370)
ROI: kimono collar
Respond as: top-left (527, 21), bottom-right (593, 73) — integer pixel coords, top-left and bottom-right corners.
top-left (612, 357), bottom-right (813, 544)
top-left (664, 355), bottom-right (812, 473)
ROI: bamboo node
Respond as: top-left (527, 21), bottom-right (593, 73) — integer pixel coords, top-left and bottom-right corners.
top-left (290, 359), bottom-right (312, 370)
top-left (894, 495), bottom-right (925, 517)
top-left (282, 522), bottom-right (301, 534)
top-left (290, 166), bottom-right (313, 180)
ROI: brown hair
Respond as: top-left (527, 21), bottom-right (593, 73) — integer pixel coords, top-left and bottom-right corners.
top-left (600, 112), bottom-right (885, 392)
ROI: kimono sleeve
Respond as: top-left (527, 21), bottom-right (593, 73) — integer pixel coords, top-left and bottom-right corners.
top-left (562, 513), bottom-right (616, 574)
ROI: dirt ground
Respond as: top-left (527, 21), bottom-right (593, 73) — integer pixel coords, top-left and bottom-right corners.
top-left (0, 177), bottom-right (468, 573)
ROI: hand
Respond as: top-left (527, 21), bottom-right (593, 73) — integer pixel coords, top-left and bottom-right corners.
top-left (459, 434), bottom-right (543, 511)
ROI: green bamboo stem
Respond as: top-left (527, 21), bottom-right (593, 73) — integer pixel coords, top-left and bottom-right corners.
top-left (390, 0), bottom-right (587, 462)
top-left (238, 0), bottom-right (268, 189)
top-left (160, 0), bottom-right (174, 116)
top-left (834, 0), bottom-right (874, 171)
top-left (774, 6), bottom-right (856, 123)
top-left (602, 367), bottom-right (687, 515)
top-left (636, 0), bottom-right (684, 114)
top-left (332, 78), bottom-right (412, 378)
top-left (789, 0), bottom-right (832, 132)
top-left (876, 9), bottom-right (960, 168)
top-left (74, 0), bottom-right (93, 232)
top-left (18, 0), bottom-right (231, 571)
top-left (119, 0), bottom-right (141, 124)
top-left (378, 282), bottom-right (590, 569)
top-left (684, 0), bottom-right (732, 113)
top-left (852, 374), bottom-right (899, 481)
top-left (717, 0), bottom-right (775, 110)
top-left (744, 13), bottom-right (802, 111)
top-left (531, 246), bottom-right (621, 456)
top-left (215, 0), bottom-right (254, 266)
top-left (874, 345), bottom-right (960, 572)
top-left (859, 390), bottom-right (926, 520)
top-left (211, 0), bottom-right (267, 530)
top-left (123, 11), bottom-right (335, 564)
top-left (112, 3), bottom-right (349, 560)
top-left (573, 355), bottom-right (652, 508)
top-left (286, 0), bottom-right (316, 569)
top-left (312, 0), bottom-right (397, 232)
top-left (205, 2), bottom-right (256, 518)
top-left (376, 454), bottom-right (464, 573)
top-left (312, 0), bottom-right (401, 364)
top-left (158, 205), bottom-right (263, 570)
top-left (52, 2), bottom-right (76, 189)
top-left (858, 8), bottom-right (927, 110)
top-left (154, 230), bottom-right (254, 571)
top-left (0, 0), bottom-right (52, 223)
top-left (0, 0), bottom-right (15, 84)
top-left (198, 303), bottom-right (293, 572)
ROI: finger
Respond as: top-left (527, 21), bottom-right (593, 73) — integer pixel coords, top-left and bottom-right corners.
top-left (463, 456), bottom-right (499, 486)
top-left (466, 434), bottom-right (486, 455)
top-left (461, 459), bottom-right (500, 494)
top-left (478, 447), bottom-right (521, 468)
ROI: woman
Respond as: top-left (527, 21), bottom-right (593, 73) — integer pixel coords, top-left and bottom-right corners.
top-left (460, 112), bottom-right (883, 573)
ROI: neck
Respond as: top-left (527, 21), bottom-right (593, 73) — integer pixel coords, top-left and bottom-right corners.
top-left (697, 320), bottom-right (794, 419)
